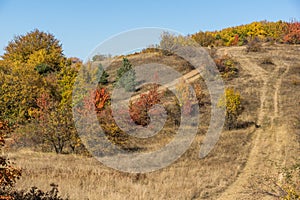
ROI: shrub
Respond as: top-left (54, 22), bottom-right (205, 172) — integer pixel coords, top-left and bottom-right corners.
top-left (214, 55), bottom-right (239, 79)
top-left (10, 184), bottom-right (68, 200)
top-left (92, 54), bottom-right (111, 61)
top-left (246, 37), bottom-right (262, 52)
top-left (250, 163), bottom-right (300, 199)
top-left (218, 88), bottom-right (242, 130)
top-left (78, 90), bottom-right (127, 147)
top-left (94, 87), bottom-right (110, 111)
top-left (129, 85), bottom-right (162, 126)
top-left (191, 31), bottom-right (215, 47)
top-left (35, 93), bottom-right (79, 154)
top-left (100, 115), bottom-right (128, 146)
top-left (191, 81), bottom-right (204, 106)
top-left (0, 121), bottom-right (22, 198)
top-left (283, 21), bottom-right (300, 44)
top-left (159, 32), bottom-right (197, 51)
top-left (0, 125), bottom-right (67, 199)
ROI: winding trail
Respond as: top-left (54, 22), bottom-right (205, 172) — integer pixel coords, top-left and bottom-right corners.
top-left (217, 47), bottom-right (290, 200)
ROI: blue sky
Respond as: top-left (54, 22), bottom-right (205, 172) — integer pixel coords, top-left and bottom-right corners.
top-left (0, 0), bottom-right (299, 60)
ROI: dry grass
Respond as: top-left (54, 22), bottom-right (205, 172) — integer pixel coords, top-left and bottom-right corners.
top-left (6, 44), bottom-right (300, 199)
top-left (9, 127), bottom-right (254, 200)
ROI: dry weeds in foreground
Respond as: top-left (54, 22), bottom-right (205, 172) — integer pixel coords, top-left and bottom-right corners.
top-left (10, 128), bottom-right (253, 200)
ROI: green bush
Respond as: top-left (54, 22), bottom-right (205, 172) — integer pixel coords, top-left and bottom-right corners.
top-left (116, 58), bottom-right (136, 92)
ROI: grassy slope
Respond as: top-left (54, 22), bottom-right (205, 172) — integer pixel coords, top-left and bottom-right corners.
top-left (8, 44), bottom-right (300, 200)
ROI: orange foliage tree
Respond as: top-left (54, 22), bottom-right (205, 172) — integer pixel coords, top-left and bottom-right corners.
top-left (284, 21), bottom-right (300, 44)
top-left (130, 85), bottom-right (162, 126)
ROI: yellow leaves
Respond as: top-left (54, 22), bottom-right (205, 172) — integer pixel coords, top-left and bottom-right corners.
top-left (0, 61), bottom-right (47, 123)
top-left (27, 108), bottom-right (40, 118)
top-left (0, 29), bottom-right (67, 123)
top-left (218, 88), bottom-right (241, 116)
top-left (218, 88), bottom-right (242, 129)
top-left (283, 186), bottom-right (300, 200)
top-left (2, 29), bottom-right (65, 72)
top-left (191, 20), bottom-right (291, 47)
top-left (27, 49), bottom-right (47, 66)
top-left (58, 65), bottom-right (79, 107)
top-left (102, 122), bottom-right (127, 145)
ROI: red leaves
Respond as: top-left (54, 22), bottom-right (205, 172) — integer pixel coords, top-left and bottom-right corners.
top-left (284, 21), bottom-right (300, 44)
top-left (80, 88), bottom-right (110, 116)
top-left (94, 88), bottom-right (110, 111)
top-left (129, 85), bottom-right (162, 126)
top-left (232, 34), bottom-right (239, 46)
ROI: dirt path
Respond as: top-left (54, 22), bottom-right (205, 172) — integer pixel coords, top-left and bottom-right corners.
top-left (217, 47), bottom-right (290, 199)
top-left (128, 68), bottom-right (200, 103)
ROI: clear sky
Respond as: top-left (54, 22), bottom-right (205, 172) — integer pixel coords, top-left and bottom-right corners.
top-left (0, 0), bottom-right (299, 60)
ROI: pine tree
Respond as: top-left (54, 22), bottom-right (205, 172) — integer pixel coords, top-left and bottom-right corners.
top-left (116, 57), bottom-right (136, 92)
top-left (97, 64), bottom-right (109, 84)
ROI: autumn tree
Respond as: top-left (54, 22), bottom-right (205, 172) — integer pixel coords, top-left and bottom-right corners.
top-left (0, 29), bottom-right (66, 124)
top-left (218, 88), bottom-right (242, 130)
top-left (0, 61), bottom-right (46, 123)
top-left (2, 29), bottom-right (65, 73)
top-left (57, 58), bottom-right (81, 106)
top-left (129, 85), bottom-right (162, 126)
top-left (284, 20), bottom-right (300, 44)
top-left (0, 30), bottom-right (86, 155)
top-left (35, 93), bottom-right (79, 154)
top-left (159, 32), bottom-right (197, 53)
top-left (191, 31), bottom-right (215, 47)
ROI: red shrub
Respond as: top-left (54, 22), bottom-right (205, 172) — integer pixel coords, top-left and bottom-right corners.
top-left (94, 88), bottom-right (110, 111)
top-left (284, 21), bottom-right (300, 44)
top-left (77, 87), bottom-right (110, 116)
top-left (129, 85), bottom-right (162, 126)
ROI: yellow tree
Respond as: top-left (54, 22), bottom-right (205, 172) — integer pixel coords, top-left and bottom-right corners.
top-left (0, 60), bottom-right (46, 123)
top-left (0, 29), bottom-right (66, 123)
top-left (218, 88), bottom-right (242, 129)
top-left (2, 29), bottom-right (65, 73)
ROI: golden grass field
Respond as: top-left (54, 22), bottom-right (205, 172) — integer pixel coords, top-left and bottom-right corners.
top-left (7, 44), bottom-right (300, 199)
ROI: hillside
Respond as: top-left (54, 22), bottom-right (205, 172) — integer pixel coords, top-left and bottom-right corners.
top-left (6, 43), bottom-right (300, 199)
top-left (217, 44), bottom-right (300, 199)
